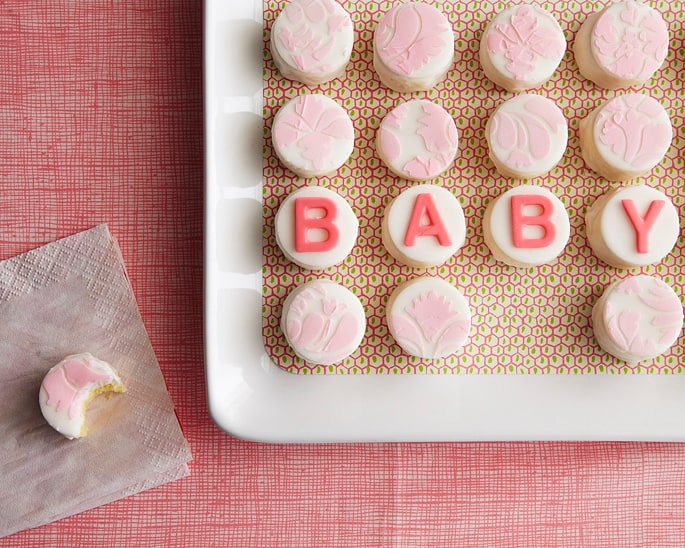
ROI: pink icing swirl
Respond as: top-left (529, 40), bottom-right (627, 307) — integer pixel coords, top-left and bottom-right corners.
top-left (486, 5), bottom-right (565, 81)
top-left (273, 95), bottom-right (353, 172)
top-left (285, 284), bottom-right (361, 363)
top-left (274, 0), bottom-right (351, 73)
top-left (595, 94), bottom-right (671, 169)
top-left (375, 2), bottom-right (451, 77)
top-left (592, 1), bottom-right (668, 80)
top-left (490, 96), bottom-right (565, 169)
top-left (605, 276), bottom-right (683, 356)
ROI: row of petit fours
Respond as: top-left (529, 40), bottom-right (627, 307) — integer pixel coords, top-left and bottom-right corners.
top-left (271, 91), bottom-right (672, 184)
top-left (270, 0), bottom-right (669, 93)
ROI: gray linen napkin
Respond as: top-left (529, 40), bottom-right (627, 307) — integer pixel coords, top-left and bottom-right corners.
top-left (0, 225), bottom-right (192, 538)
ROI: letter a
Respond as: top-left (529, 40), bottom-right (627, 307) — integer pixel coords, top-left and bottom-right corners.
top-left (510, 194), bottom-right (556, 248)
top-left (621, 199), bottom-right (665, 254)
top-left (403, 193), bottom-right (452, 247)
top-left (294, 197), bottom-right (340, 252)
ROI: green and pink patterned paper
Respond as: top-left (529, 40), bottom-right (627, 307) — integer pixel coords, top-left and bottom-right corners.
top-left (262, 0), bottom-right (684, 375)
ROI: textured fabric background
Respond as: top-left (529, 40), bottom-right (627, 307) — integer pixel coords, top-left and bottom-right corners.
top-left (1, 1), bottom-right (685, 546)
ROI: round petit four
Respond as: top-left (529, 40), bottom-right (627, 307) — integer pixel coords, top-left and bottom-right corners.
top-left (485, 94), bottom-right (568, 179)
top-left (373, 2), bottom-right (454, 92)
top-left (382, 184), bottom-right (466, 268)
top-left (585, 185), bottom-right (679, 269)
top-left (579, 93), bottom-right (672, 181)
top-left (275, 185), bottom-right (359, 270)
top-left (592, 275), bottom-right (683, 364)
top-left (270, 0), bottom-right (354, 86)
top-left (376, 99), bottom-right (458, 181)
top-left (39, 353), bottom-right (125, 440)
top-left (480, 4), bottom-right (566, 92)
top-left (574, 0), bottom-right (669, 90)
top-left (271, 94), bottom-right (354, 178)
top-left (483, 184), bottom-right (570, 268)
top-left (281, 279), bottom-right (366, 364)
top-left (386, 277), bottom-right (471, 359)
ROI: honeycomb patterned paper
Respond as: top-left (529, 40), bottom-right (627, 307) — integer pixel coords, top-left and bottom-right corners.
top-left (262, 0), bottom-right (685, 375)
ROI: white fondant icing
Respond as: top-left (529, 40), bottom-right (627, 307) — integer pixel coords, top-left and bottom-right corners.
top-left (586, 185), bottom-right (679, 268)
top-left (270, 0), bottom-right (354, 84)
top-left (387, 277), bottom-right (471, 359)
top-left (272, 94), bottom-right (354, 177)
top-left (281, 279), bottom-right (366, 365)
top-left (377, 100), bottom-right (458, 181)
top-left (275, 186), bottom-right (359, 270)
top-left (383, 184), bottom-right (466, 267)
top-left (484, 184), bottom-right (570, 267)
top-left (487, 94), bottom-right (567, 178)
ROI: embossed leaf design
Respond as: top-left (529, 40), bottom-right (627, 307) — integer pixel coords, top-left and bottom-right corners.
top-left (417, 103), bottom-right (457, 154)
top-left (379, 4), bottom-right (447, 76)
top-left (390, 314), bottom-right (425, 357)
top-left (434, 318), bottom-right (470, 357)
top-left (324, 313), bottom-right (360, 357)
top-left (486, 6), bottom-right (563, 80)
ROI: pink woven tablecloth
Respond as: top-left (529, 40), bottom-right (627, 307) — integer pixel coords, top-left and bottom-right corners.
top-left (1, 1), bottom-right (685, 546)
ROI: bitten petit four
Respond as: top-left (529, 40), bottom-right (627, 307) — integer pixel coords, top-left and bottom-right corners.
top-left (373, 2), bottom-right (454, 92)
top-left (480, 4), bottom-right (566, 92)
top-left (275, 185), bottom-right (359, 270)
top-left (376, 99), bottom-right (458, 181)
top-left (485, 94), bottom-right (568, 179)
top-left (39, 353), bottom-right (125, 440)
top-left (579, 93), bottom-right (672, 181)
top-left (281, 279), bottom-right (366, 364)
top-left (585, 185), bottom-right (679, 269)
top-left (382, 184), bottom-right (466, 268)
top-left (270, 0), bottom-right (354, 86)
top-left (592, 275), bottom-right (683, 364)
top-left (386, 277), bottom-right (471, 359)
top-left (271, 94), bottom-right (354, 178)
top-left (483, 184), bottom-right (570, 268)
top-left (574, 0), bottom-right (669, 90)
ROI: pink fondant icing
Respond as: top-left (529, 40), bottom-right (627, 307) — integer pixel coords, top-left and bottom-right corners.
top-left (486, 5), bottom-right (565, 81)
top-left (294, 196), bottom-right (340, 253)
top-left (403, 193), bottom-right (452, 247)
top-left (42, 357), bottom-right (112, 420)
top-left (510, 194), bottom-right (557, 249)
top-left (620, 198), bottom-right (665, 254)
top-left (375, 2), bottom-right (450, 76)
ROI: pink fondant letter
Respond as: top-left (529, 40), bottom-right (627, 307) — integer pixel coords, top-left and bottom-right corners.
top-left (294, 197), bottom-right (340, 252)
top-left (621, 199), bottom-right (665, 254)
top-left (510, 194), bottom-right (556, 248)
top-left (403, 193), bottom-right (452, 247)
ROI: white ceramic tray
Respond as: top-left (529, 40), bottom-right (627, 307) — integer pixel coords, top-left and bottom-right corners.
top-left (203, 0), bottom-right (685, 442)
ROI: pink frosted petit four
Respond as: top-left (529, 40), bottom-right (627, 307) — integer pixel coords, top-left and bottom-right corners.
top-left (480, 4), bottom-right (566, 92)
top-left (270, 0), bottom-right (354, 86)
top-left (373, 2), bottom-right (454, 92)
top-left (574, 0), bottom-right (669, 89)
